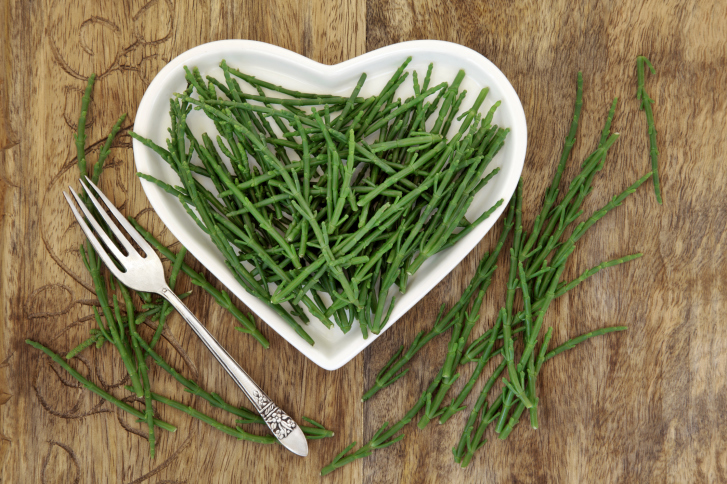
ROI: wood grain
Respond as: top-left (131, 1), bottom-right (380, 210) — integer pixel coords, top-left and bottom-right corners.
top-left (1, 0), bottom-right (725, 483)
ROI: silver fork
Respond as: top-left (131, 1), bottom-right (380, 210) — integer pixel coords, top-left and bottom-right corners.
top-left (64, 177), bottom-right (308, 457)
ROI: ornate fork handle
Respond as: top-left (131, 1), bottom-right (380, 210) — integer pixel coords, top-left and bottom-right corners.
top-left (251, 390), bottom-right (298, 440)
top-left (162, 287), bottom-right (305, 448)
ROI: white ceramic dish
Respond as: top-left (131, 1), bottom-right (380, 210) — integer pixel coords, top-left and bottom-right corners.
top-left (133, 39), bottom-right (526, 370)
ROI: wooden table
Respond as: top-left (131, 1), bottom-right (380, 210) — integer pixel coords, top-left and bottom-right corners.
top-left (1, 0), bottom-right (725, 482)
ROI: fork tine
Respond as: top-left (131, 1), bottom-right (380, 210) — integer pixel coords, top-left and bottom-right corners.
top-left (69, 186), bottom-right (130, 263)
top-left (63, 190), bottom-right (127, 281)
top-left (78, 180), bottom-right (139, 258)
top-left (81, 177), bottom-right (155, 257)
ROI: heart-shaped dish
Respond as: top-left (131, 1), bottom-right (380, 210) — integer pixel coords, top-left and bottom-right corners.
top-left (133, 39), bottom-right (526, 370)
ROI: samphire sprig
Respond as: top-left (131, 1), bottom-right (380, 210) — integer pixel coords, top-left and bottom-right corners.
top-left (26, 74), bottom-right (332, 460)
top-left (132, 57), bottom-right (509, 342)
top-left (636, 55), bottom-right (661, 204)
top-left (323, 70), bottom-right (650, 475)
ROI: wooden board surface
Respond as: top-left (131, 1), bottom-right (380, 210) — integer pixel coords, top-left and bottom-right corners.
top-left (1, 0), bottom-right (726, 482)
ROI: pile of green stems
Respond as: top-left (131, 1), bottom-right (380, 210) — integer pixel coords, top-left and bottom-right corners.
top-left (131, 57), bottom-right (508, 344)
top-left (26, 74), bottom-right (332, 460)
top-left (321, 72), bottom-right (652, 475)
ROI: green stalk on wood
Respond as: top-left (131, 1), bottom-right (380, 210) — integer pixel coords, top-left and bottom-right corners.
top-left (636, 56), bottom-right (661, 204)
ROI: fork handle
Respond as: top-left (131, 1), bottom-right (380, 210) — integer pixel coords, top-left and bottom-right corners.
top-left (160, 286), bottom-right (308, 457)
